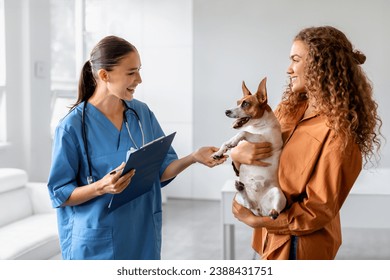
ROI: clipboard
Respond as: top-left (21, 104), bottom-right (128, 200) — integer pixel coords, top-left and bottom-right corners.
top-left (108, 132), bottom-right (176, 211)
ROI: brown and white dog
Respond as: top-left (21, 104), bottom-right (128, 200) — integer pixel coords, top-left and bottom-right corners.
top-left (213, 77), bottom-right (286, 219)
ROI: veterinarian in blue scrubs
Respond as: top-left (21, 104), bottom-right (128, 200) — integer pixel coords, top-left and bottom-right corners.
top-left (47, 36), bottom-right (226, 260)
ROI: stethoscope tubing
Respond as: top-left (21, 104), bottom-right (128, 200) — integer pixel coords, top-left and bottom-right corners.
top-left (82, 100), bottom-right (144, 184)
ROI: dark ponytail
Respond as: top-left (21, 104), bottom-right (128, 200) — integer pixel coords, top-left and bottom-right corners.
top-left (70, 35), bottom-right (137, 110)
top-left (71, 61), bottom-right (96, 110)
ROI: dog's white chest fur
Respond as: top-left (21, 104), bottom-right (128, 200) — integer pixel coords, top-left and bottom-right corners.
top-left (239, 114), bottom-right (282, 180)
top-left (237, 113), bottom-right (285, 217)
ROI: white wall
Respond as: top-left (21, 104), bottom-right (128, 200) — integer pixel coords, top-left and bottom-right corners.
top-left (137, 0), bottom-right (194, 199)
top-left (192, 0), bottom-right (390, 199)
top-left (0, 0), bottom-right (51, 181)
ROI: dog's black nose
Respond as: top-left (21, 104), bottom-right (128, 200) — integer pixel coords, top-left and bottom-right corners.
top-left (225, 110), bottom-right (232, 116)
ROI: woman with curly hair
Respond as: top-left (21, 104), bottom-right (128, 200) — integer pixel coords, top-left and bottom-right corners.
top-left (231, 26), bottom-right (382, 260)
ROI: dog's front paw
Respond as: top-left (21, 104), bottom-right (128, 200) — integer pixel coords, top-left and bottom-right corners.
top-left (212, 152), bottom-right (223, 160)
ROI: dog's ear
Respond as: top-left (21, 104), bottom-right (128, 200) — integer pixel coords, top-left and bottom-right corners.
top-left (256, 77), bottom-right (268, 104)
top-left (242, 81), bottom-right (252, 96)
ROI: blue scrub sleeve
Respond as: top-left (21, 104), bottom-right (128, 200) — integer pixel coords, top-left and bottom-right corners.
top-left (159, 146), bottom-right (178, 188)
top-left (47, 126), bottom-right (79, 208)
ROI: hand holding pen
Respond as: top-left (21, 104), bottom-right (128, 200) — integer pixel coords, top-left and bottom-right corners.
top-left (97, 162), bottom-right (136, 195)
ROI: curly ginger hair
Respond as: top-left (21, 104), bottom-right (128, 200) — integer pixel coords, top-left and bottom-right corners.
top-left (276, 26), bottom-right (382, 165)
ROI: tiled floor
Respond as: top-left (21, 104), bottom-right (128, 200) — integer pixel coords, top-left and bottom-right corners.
top-left (161, 198), bottom-right (390, 260)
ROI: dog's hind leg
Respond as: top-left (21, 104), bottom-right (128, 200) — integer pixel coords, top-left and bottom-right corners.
top-left (234, 180), bottom-right (248, 207)
top-left (235, 180), bottom-right (245, 191)
top-left (269, 209), bottom-right (279, 220)
top-left (234, 180), bottom-right (256, 211)
top-left (262, 184), bottom-right (287, 220)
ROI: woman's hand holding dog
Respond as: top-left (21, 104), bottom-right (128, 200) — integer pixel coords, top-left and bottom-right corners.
top-left (232, 199), bottom-right (267, 228)
top-left (230, 141), bottom-right (273, 168)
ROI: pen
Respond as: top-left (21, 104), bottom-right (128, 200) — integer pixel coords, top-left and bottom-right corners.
top-left (110, 168), bottom-right (124, 175)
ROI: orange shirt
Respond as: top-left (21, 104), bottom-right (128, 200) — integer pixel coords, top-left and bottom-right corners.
top-left (252, 103), bottom-right (362, 259)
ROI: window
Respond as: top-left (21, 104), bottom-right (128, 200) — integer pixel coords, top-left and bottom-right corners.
top-left (0, 0), bottom-right (6, 143)
top-left (49, 0), bottom-right (158, 137)
top-left (50, 0), bottom-right (81, 137)
top-left (50, 0), bottom-right (142, 137)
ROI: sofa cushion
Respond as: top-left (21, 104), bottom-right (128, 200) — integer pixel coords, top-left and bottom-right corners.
top-left (0, 187), bottom-right (33, 227)
top-left (0, 168), bottom-right (28, 194)
top-left (26, 182), bottom-right (54, 214)
top-left (0, 214), bottom-right (60, 260)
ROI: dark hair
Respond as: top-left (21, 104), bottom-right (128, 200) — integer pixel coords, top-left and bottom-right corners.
top-left (71, 36), bottom-right (137, 109)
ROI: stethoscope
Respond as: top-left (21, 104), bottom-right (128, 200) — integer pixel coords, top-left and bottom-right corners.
top-left (82, 100), bottom-right (145, 184)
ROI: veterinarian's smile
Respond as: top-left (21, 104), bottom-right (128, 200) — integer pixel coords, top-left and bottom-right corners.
top-left (127, 87), bottom-right (135, 93)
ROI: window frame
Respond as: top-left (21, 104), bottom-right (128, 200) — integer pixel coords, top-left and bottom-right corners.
top-left (0, 0), bottom-right (7, 146)
top-left (0, 86), bottom-right (6, 145)
top-left (50, 0), bottom-right (85, 137)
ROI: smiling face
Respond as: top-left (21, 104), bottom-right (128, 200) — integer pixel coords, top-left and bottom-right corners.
top-left (287, 40), bottom-right (308, 94)
top-left (103, 51), bottom-right (142, 101)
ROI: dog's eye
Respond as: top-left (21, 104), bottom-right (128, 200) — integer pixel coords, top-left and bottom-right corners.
top-left (241, 101), bottom-right (250, 108)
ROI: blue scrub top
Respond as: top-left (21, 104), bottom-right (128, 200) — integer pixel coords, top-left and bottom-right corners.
top-left (47, 99), bottom-right (178, 260)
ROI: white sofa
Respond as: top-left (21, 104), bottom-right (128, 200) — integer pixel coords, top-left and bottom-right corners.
top-left (0, 168), bottom-right (61, 259)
